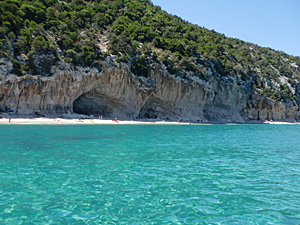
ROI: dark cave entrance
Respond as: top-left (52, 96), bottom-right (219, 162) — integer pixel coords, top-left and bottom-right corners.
top-left (73, 93), bottom-right (136, 118)
top-left (73, 94), bottom-right (115, 117)
top-left (138, 107), bottom-right (159, 119)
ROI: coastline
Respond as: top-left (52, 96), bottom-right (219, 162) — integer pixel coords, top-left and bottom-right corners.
top-left (0, 117), bottom-right (188, 125)
top-left (0, 114), bottom-right (299, 125)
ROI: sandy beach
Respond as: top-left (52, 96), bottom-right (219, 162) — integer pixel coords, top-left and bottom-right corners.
top-left (0, 114), bottom-right (299, 125)
top-left (0, 117), bottom-right (192, 125)
top-left (0, 113), bottom-right (193, 125)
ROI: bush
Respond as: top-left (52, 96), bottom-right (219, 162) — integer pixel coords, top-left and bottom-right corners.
top-left (131, 55), bottom-right (150, 77)
top-left (32, 36), bottom-right (49, 52)
top-left (0, 27), bottom-right (8, 38)
top-left (11, 59), bottom-right (24, 76)
top-left (15, 36), bottom-right (29, 54)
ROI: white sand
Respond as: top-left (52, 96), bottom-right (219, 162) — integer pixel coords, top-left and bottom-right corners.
top-left (0, 117), bottom-right (191, 125)
top-left (0, 114), bottom-right (299, 125)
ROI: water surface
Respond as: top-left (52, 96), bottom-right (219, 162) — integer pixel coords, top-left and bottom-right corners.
top-left (0, 125), bottom-right (299, 224)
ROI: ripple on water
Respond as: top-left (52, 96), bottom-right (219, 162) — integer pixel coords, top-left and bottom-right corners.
top-left (0, 125), bottom-right (300, 224)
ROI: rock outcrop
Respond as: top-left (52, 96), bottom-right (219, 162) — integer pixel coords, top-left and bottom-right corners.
top-left (0, 57), bottom-right (299, 122)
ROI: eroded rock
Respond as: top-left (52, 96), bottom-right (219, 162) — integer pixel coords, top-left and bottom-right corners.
top-left (0, 57), bottom-right (299, 122)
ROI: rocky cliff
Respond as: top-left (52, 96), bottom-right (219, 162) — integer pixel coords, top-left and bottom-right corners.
top-left (1, 57), bottom-right (299, 122)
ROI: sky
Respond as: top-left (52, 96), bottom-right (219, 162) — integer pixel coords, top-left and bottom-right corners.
top-left (151, 0), bottom-right (300, 57)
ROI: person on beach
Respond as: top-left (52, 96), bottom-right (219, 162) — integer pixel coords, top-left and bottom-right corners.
top-left (9, 118), bottom-right (11, 123)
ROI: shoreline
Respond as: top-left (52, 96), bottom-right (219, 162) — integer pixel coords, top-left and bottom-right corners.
top-left (0, 115), bottom-right (299, 125)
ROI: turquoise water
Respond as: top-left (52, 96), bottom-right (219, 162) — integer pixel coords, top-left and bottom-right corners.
top-left (0, 125), bottom-right (300, 224)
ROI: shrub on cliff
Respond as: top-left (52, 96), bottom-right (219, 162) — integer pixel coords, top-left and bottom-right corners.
top-left (131, 55), bottom-right (150, 77)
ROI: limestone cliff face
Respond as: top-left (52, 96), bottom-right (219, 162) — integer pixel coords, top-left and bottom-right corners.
top-left (0, 57), bottom-right (299, 122)
top-left (245, 94), bottom-right (299, 122)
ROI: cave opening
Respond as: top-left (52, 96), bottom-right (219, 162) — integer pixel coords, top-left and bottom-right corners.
top-left (73, 93), bottom-right (115, 117)
top-left (138, 109), bottom-right (158, 119)
top-left (73, 92), bottom-right (138, 118)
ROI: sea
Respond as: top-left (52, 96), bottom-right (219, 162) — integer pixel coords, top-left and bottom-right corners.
top-left (0, 124), bottom-right (299, 224)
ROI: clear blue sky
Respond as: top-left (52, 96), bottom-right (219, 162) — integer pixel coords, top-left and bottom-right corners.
top-left (151, 0), bottom-right (300, 57)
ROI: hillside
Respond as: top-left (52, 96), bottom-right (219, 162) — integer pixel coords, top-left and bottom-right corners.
top-left (1, 0), bottom-right (300, 121)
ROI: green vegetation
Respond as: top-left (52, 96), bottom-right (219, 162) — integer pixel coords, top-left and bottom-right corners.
top-left (1, 0), bottom-right (300, 99)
